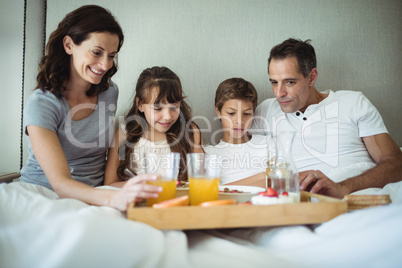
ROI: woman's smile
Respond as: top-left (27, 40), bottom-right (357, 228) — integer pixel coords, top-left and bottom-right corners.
top-left (89, 66), bottom-right (104, 75)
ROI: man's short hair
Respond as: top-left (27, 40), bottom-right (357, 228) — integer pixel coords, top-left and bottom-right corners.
top-left (215, 78), bottom-right (258, 112)
top-left (268, 38), bottom-right (316, 78)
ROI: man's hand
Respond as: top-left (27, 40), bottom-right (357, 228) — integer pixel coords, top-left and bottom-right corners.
top-left (299, 170), bottom-right (348, 199)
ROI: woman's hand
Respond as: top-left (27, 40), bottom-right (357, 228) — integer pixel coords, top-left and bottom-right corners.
top-left (109, 174), bottom-right (162, 211)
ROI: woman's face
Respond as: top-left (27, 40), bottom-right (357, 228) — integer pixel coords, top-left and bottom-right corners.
top-left (64, 32), bottom-right (119, 87)
top-left (138, 87), bottom-right (181, 138)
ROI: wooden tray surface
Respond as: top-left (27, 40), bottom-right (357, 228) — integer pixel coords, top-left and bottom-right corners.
top-left (126, 191), bottom-right (347, 230)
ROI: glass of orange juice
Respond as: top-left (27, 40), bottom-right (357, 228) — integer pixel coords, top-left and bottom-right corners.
top-left (143, 152), bottom-right (180, 207)
top-left (187, 153), bottom-right (221, 206)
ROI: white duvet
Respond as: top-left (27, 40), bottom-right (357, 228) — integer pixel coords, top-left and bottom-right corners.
top-left (1, 181), bottom-right (402, 268)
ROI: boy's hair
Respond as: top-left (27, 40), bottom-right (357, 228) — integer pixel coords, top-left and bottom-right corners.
top-left (215, 78), bottom-right (258, 112)
top-left (268, 38), bottom-right (316, 78)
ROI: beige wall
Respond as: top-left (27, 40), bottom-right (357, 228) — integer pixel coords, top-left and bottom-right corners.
top-left (0, 0), bottom-right (44, 172)
top-left (1, 0), bottom-right (24, 172)
top-left (2, 0), bottom-right (401, 172)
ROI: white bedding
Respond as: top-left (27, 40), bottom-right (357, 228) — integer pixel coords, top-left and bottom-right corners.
top-left (1, 181), bottom-right (402, 268)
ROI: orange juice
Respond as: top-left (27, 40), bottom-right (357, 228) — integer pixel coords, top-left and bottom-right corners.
top-left (146, 179), bottom-right (176, 207)
top-left (189, 177), bottom-right (220, 206)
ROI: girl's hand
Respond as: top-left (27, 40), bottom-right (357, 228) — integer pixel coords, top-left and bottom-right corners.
top-left (109, 174), bottom-right (162, 211)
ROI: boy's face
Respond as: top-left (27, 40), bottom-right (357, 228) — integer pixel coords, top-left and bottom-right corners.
top-left (216, 99), bottom-right (254, 144)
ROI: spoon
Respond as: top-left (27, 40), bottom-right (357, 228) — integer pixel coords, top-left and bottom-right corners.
top-left (124, 168), bottom-right (136, 178)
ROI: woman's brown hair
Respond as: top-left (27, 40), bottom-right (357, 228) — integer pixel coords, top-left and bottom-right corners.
top-left (36, 5), bottom-right (124, 97)
top-left (117, 66), bottom-right (200, 181)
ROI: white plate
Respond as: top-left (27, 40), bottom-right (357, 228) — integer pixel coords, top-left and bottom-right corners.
top-left (219, 185), bottom-right (265, 203)
top-left (176, 184), bottom-right (266, 202)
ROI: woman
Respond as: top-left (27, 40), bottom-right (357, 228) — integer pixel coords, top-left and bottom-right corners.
top-left (19, 5), bottom-right (161, 211)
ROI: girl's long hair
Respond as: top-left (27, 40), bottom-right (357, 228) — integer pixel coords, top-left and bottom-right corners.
top-left (36, 5), bottom-right (124, 97)
top-left (117, 66), bottom-right (200, 181)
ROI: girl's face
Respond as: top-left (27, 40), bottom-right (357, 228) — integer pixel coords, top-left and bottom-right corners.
top-left (64, 32), bottom-right (119, 87)
top-left (216, 99), bottom-right (254, 144)
top-left (138, 87), bottom-right (181, 139)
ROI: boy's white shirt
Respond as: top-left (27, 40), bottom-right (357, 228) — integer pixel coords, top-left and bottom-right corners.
top-left (204, 134), bottom-right (269, 185)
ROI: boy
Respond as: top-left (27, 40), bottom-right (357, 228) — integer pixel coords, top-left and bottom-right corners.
top-left (204, 78), bottom-right (269, 185)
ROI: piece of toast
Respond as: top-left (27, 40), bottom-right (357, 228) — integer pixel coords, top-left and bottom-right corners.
top-left (343, 194), bottom-right (391, 210)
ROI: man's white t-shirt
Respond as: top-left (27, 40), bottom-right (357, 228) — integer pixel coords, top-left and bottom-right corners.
top-left (251, 90), bottom-right (387, 179)
top-left (204, 134), bottom-right (269, 185)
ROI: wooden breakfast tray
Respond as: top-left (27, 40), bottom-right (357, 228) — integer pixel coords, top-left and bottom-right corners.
top-left (127, 192), bottom-right (347, 230)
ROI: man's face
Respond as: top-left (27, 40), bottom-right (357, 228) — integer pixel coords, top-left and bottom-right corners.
top-left (268, 57), bottom-right (316, 113)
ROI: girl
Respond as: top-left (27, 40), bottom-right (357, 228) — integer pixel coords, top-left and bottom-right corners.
top-left (105, 66), bottom-right (203, 188)
top-left (19, 5), bottom-right (159, 212)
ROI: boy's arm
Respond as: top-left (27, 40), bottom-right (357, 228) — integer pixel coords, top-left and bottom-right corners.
top-left (225, 172), bottom-right (267, 188)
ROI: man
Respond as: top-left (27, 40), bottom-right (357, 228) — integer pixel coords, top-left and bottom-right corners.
top-left (250, 38), bottom-right (402, 199)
